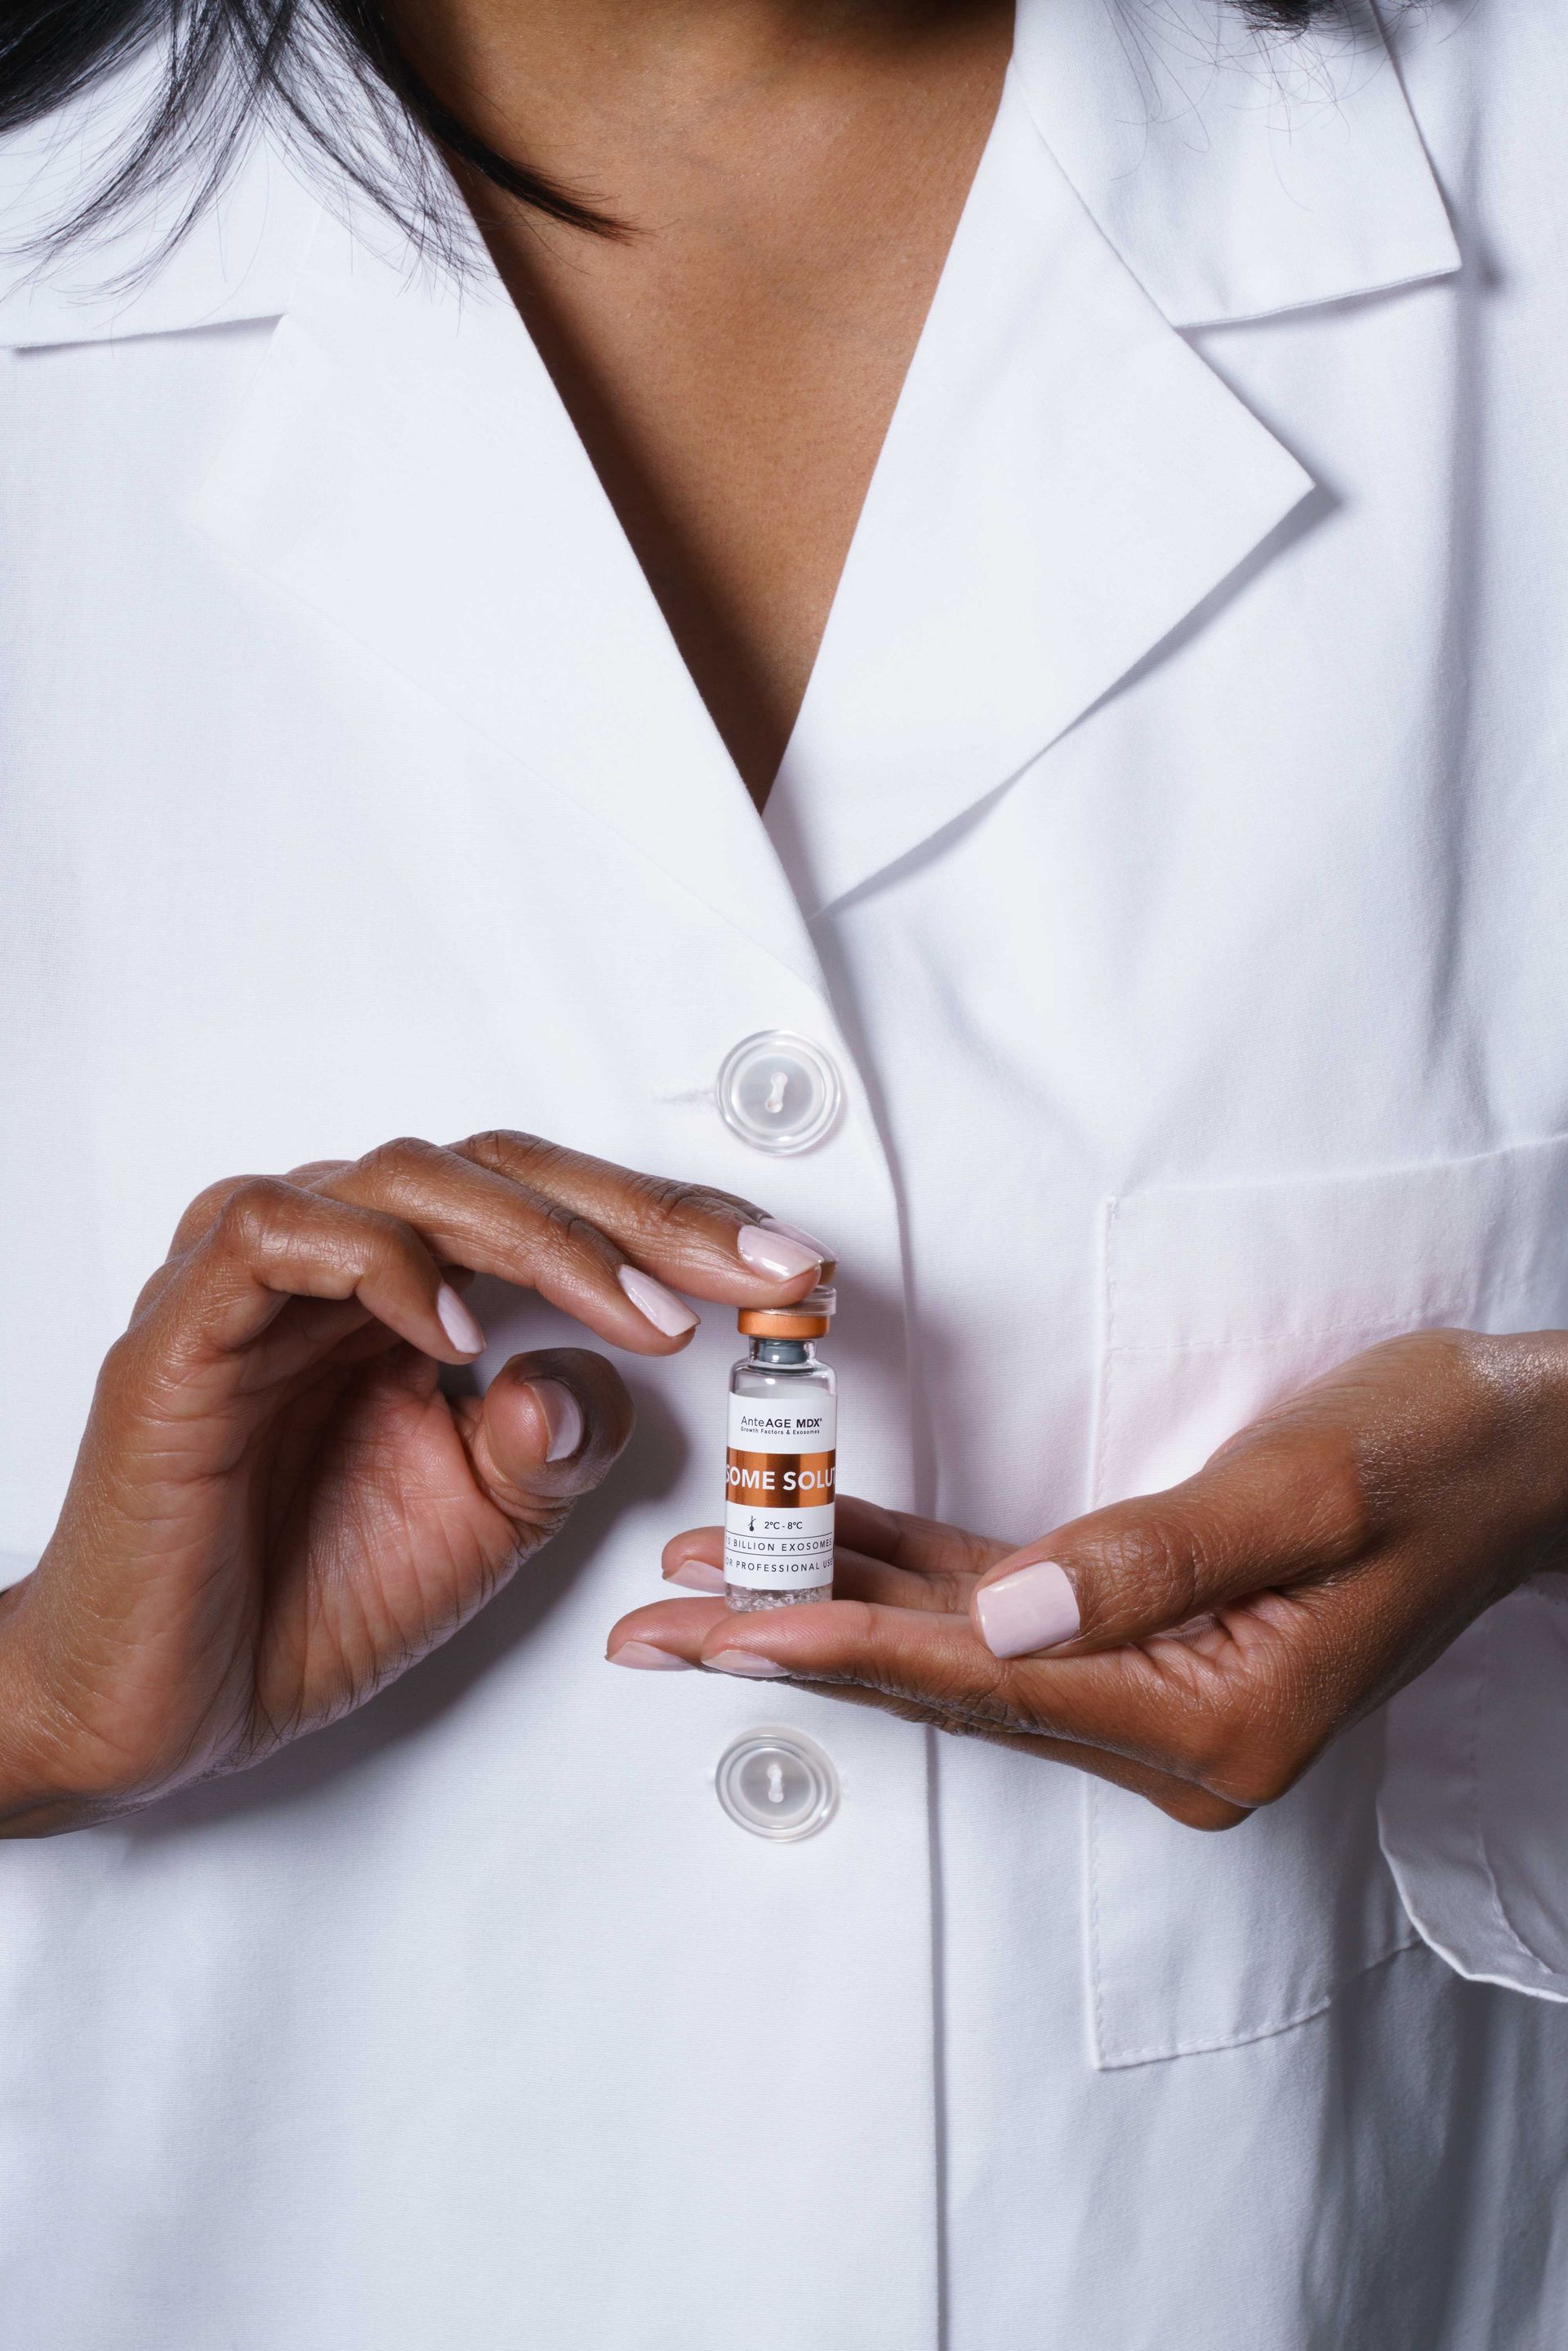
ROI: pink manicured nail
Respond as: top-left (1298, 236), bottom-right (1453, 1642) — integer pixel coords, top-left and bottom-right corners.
top-left (736, 1224), bottom-right (825, 1280)
top-left (666, 1556), bottom-right (727, 1594)
top-left (610, 1641), bottom-right (694, 1671)
top-left (761, 1218), bottom-right (835, 1261)
top-left (974, 1561), bottom-right (1080, 1659)
top-left (617, 1265), bottom-right (699, 1337)
top-left (527, 1378), bottom-right (583, 1463)
top-left (436, 1282), bottom-right (486, 1356)
top-left (706, 1650), bottom-right (790, 1678)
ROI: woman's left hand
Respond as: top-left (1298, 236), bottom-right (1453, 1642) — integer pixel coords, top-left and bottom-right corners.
top-left (607, 1329), bottom-right (1568, 1828)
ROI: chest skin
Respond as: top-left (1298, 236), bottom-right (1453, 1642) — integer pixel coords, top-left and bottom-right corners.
top-left (408, 0), bottom-right (1013, 807)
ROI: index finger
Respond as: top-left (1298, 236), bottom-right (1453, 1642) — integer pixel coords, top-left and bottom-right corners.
top-left (163, 1133), bottom-right (835, 1356)
top-left (449, 1131), bottom-right (833, 1303)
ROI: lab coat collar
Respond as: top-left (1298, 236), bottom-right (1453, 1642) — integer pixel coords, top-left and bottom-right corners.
top-left (0, 66), bottom-right (824, 973)
top-left (193, 204), bottom-right (830, 985)
top-left (0, 67), bottom-right (324, 349)
top-left (767, 2), bottom-right (1463, 915)
top-left (0, 0), bottom-right (1457, 350)
top-left (0, 5), bottom-right (1459, 942)
top-left (1012, 0), bottom-right (1459, 327)
top-left (767, 69), bottom-right (1316, 918)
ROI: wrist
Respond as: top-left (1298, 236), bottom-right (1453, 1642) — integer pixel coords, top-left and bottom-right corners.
top-left (1464, 1328), bottom-right (1568, 1588)
top-left (0, 1590), bottom-right (114, 1837)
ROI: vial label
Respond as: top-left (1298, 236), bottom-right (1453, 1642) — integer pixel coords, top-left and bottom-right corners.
top-left (724, 1391), bottom-right (836, 1590)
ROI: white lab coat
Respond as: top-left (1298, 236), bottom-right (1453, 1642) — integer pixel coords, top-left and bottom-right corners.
top-left (2, 1), bottom-right (1567, 2341)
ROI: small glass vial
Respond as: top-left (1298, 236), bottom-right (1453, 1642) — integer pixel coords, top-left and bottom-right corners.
top-left (724, 1284), bottom-right (837, 1612)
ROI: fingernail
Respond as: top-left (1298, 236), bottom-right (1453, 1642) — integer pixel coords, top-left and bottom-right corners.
top-left (736, 1223), bottom-right (825, 1280)
top-left (666, 1556), bottom-right (727, 1594)
top-left (609, 1641), bottom-right (695, 1671)
top-left (617, 1265), bottom-right (699, 1337)
top-left (974, 1561), bottom-right (1080, 1660)
top-left (436, 1282), bottom-right (486, 1356)
top-left (705, 1649), bottom-right (791, 1678)
top-left (527, 1378), bottom-right (584, 1463)
top-left (764, 1219), bottom-right (835, 1271)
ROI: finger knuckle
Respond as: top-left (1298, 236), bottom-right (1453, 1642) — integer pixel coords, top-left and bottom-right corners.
top-left (628, 1172), bottom-right (694, 1221)
top-left (1094, 1512), bottom-right (1207, 1632)
top-left (211, 1176), bottom-right (300, 1255)
top-left (95, 1328), bottom-right (144, 1404)
top-left (1304, 1432), bottom-right (1373, 1560)
top-left (168, 1175), bottom-right (249, 1253)
top-left (1240, 1409), bottom-right (1373, 1560)
top-left (1404, 1324), bottom-right (1489, 1381)
top-left (911, 1653), bottom-right (1031, 1738)
top-left (340, 1210), bottom-right (426, 1286)
top-left (616, 1172), bottom-right (737, 1249)
top-left (127, 1263), bottom-right (178, 1325)
top-left (459, 1129), bottom-right (550, 1173)
top-left (533, 1196), bottom-right (619, 1266)
top-left (649, 1175), bottom-right (736, 1221)
top-left (357, 1135), bottom-right (444, 1185)
top-left (1417, 1327), bottom-right (1522, 1431)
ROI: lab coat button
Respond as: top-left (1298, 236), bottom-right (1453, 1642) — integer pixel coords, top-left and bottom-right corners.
top-left (717, 1031), bottom-right (842, 1155)
top-left (715, 1728), bottom-right (840, 1841)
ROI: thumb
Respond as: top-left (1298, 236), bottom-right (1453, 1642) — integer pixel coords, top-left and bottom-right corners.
top-left (971, 1423), bottom-right (1363, 1660)
top-left (461, 1347), bottom-right (635, 1528)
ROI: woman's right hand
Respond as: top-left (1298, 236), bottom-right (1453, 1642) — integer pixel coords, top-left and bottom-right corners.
top-left (0, 1132), bottom-right (828, 1836)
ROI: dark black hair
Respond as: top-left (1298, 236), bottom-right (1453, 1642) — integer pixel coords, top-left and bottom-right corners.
top-left (1, 0), bottom-right (1343, 256)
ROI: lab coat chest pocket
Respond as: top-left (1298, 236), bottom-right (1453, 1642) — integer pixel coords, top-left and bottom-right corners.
top-left (1085, 1135), bottom-right (1568, 2068)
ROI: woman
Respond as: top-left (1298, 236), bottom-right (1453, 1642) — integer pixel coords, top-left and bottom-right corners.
top-left (1, 0), bottom-right (1566, 2340)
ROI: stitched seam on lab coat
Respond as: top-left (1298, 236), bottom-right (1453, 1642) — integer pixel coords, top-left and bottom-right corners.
top-left (1090, 1204), bottom-right (1457, 2068)
top-left (1100, 1193), bottom-right (1125, 1379)
top-left (1088, 1196), bottom-right (1118, 1512)
top-left (1085, 1200), bottom-right (1120, 2069)
top-left (1094, 1209), bottom-right (1425, 2065)
top-left (1463, 1606), bottom-right (1568, 1989)
top-left (1087, 1774), bottom-right (1107, 2068)
top-left (1107, 1307), bottom-right (1507, 1358)
top-left (1101, 1258), bottom-right (1560, 1362)
top-left (1096, 1930), bottom-right (1423, 2069)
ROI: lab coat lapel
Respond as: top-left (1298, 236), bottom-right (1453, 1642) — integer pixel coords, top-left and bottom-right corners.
top-left (194, 205), bottom-right (824, 981)
top-left (771, 0), bottom-right (1461, 919)
top-left (1013, 0), bottom-right (1460, 327)
top-left (768, 74), bottom-right (1316, 918)
top-left (12, 2), bottom-right (1459, 942)
top-left (0, 79), bottom-right (322, 346)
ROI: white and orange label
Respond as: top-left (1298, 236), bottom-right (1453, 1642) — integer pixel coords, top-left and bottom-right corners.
top-left (724, 1391), bottom-right (836, 1590)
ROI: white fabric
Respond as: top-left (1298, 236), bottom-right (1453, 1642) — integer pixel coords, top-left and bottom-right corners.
top-left (2, 1), bottom-right (1567, 2342)
top-left (1013, 0), bottom-right (1461, 323)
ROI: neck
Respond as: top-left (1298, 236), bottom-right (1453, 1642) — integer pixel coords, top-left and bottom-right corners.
top-left (392, 0), bottom-right (978, 185)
